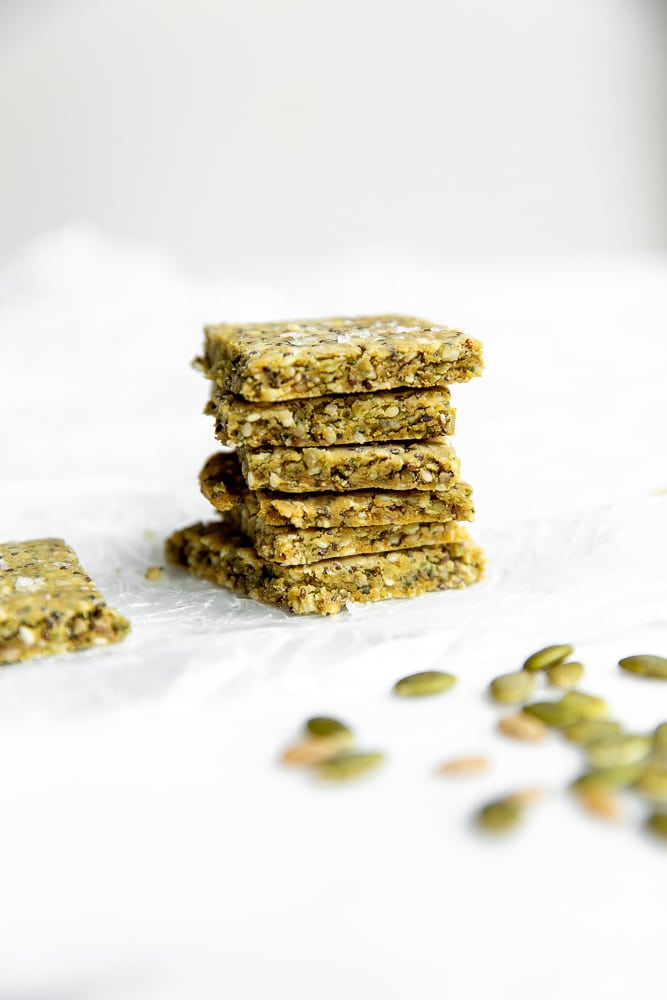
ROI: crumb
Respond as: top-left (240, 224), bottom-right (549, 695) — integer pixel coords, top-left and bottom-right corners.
top-left (144, 566), bottom-right (164, 581)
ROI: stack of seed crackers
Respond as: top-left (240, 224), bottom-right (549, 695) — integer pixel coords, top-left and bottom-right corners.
top-left (166, 315), bottom-right (485, 615)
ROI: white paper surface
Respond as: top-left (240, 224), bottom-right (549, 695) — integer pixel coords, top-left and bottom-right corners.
top-left (1, 227), bottom-right (667, 998)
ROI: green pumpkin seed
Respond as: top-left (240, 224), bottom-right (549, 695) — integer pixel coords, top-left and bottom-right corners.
top-left (488, 671), bottom-right (536, 705)
top-left (317, 751), bottom-right (384, 782)
top-left (393, 670), bottom-right (457, 697)
top-left (560, 690), bottom-right (608, 721)
top-left (475, 798), bottom-right (522, 834)
top-left (523, 644), bottom-right (574, 673)
top-left (652, 723), bottom-right (667, 758)
top-left (585, 733), bottom-right (651, 769)
top-left (547, 661), bottom-right (585, 689)
top-left (562, 719), bottom-right (623, 746)
top-left (633, 763), bottom-right (667, 802)
top-left (305, 716), bottom-right (352, 739)
top-left (522, 701), bottom-right (580, 728)
top-left (570, 762), bottom-right (646, 792)
top-left (618, 654), bottom-right (667, 680)
top-left (645, 812), bottom-right (667, 843)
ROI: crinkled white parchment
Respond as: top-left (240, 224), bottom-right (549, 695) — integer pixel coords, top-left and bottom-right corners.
top-left (1, 228), bottom-right (666, 999)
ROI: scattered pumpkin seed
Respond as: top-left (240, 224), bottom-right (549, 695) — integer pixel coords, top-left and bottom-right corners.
top-left (497, 713), bottom-right (548, 742)
top-left (574, 786), bottom-right (622, 822)
top-left (547, 661), bottom-right (585, 689)
top-left (316, 751), bottom-right (384, 782)
top-left (522, 701), bottom-right (580, 728)
top-left (652, 723), bottom-right (667, 758)
top-left (633, 763), bottom-right (667, 802)
top-left (505, 787), bottom-right (546, 807)
top-left (585, 733), bottom-right (651, 769)
top-left (618, 654), bottom-right (667, 680)
top-left (489, 671), bottom-right (536, 705)
top-left (523, 644), bottom-right (574, 673)
top-left (645, 812), bottom-right (667, 843)
top-left (438, 755), bottom-right (489, 777)
top-left (282, 732), bottom-right (354, 766)
top-left (393, 670), bottom-right (457, 697)
top-left (560, 690), bottom-right (608, 721)
top-left (570, 762), bottom-right (646, 793)
top-left (475, 798), bottom-right (522, 834)
top-left (305, 716), bottom-right (352, 739)
top-left (562, 719), bottom-right (623, 746)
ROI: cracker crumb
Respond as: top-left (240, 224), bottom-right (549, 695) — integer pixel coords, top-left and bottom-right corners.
top-left (144, 566), bottom-right (164, 581)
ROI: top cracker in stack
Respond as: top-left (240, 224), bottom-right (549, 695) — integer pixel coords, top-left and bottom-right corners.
top-left (167, 315), bottom-right (485, 614)
top-left (199, 313), bottom-right (481, 404)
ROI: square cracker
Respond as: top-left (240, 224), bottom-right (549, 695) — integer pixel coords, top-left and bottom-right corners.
top-left (0, 538), bottom-right (130, 664)
top-left (199, 315), bottom-right (483, 402)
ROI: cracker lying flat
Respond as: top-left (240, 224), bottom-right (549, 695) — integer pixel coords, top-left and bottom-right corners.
top-left (238, 438), bottom-right (460, 493)
top-left (199, 452), bottom-right (475, 529)
top-left (165, 520), bottom-right (484, 616)
top-left (197, 315), bottom-right (483, 402)
top-left (206, 386), bottom-right (455, 448)
top-left (0, 538), bottom-right (130, 665)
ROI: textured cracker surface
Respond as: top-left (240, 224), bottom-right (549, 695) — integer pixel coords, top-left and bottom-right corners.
top-left (206, 386), bottom-right (455, 448)
top-left (199, 314), bottom-right (483, 401)
top-left (227, 507), bottom-right (468, 565)
top-left (238, 438), bottom-right (460, 493)
top-left (199, 452), bottom-right (475, 529)
top-left (166, 520), bottom-right (485, 616)
top-left (0, 538), bottom-right (130, 664)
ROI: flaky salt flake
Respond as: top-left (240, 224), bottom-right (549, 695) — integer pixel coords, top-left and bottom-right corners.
top-left (14, 576), bottom-right (45, 592)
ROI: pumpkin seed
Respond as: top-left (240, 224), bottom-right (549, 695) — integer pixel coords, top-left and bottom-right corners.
top-left (475, 798), bottom-right (522, 834)
top-left (645, 812), bottom-right (667, 843)
top-left (574, 787), bottom-right (622, 822)
top-left (570, 762), bottom-right (646, 792)
top-left (488, 671), bottom-right (536, 705)
top-left (560, 690), bottom-right (608, 721)
top-left (305, 716), bottom-right (352, 739)
top-left (282, 732), bottom-right (354, 766)
top-left (317, 751), bottom-right (384, 782)
top-left (393, 670), bottom-right (457, 697)
top-left (547, 661), bottom-right (585, 689)
top-left (438, 755), bottom-right (489, 777)
top-left (618, 654), bottom-right (667, 680)
top-left (652, 723), bottom-right (667, 761)
top-left (497, 713), bottom-right (548, 742)
top-left (562, 719), bottom-right (623, 746)
top-left (585, 733), bottom-right (651, 769)
top-left (633, 763), bottom-right (667, 802)
top-left (522, 701), bottom-right (580, 728)
top-left (523, 644), bottom-right (574, 672)
top-left (505, 787), bottom-right (546, 807)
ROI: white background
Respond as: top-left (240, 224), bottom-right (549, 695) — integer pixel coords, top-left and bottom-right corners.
top-left (1, 0), bottom-right (666, 259)
top-left (2, 1), bottom-right (667, 997)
